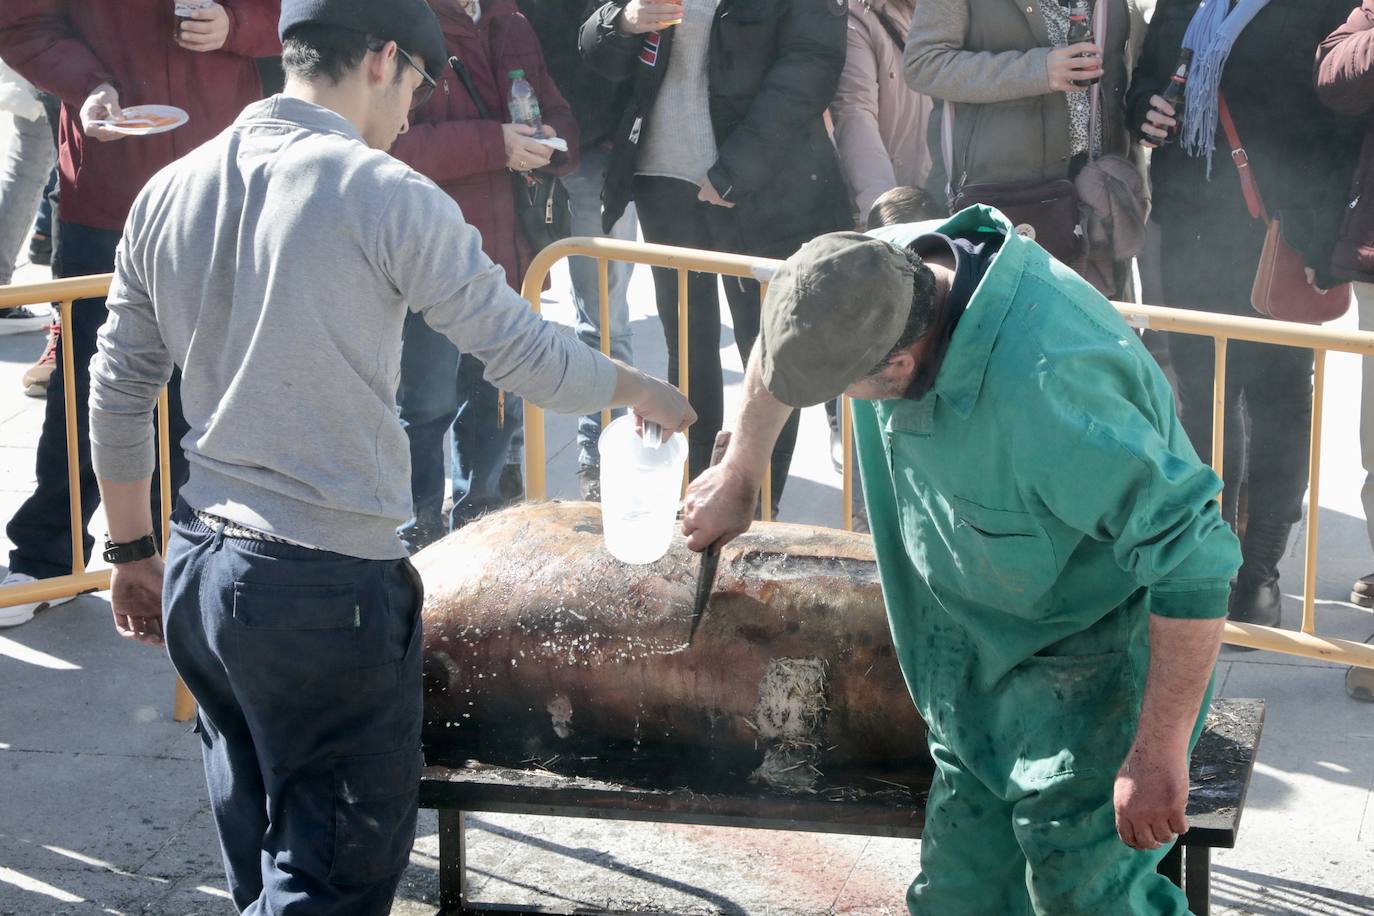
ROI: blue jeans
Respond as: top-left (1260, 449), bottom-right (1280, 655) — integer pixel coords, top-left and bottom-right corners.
top-left (397, 310), bottom-right (522, 551)
top-left (565, 145), bottom-right (636, 469)
top-left (0, 109), bottom-right (55, 285)
top-left (6, 221), bottom-right (190, 578)
top-left (164, 506), bottom-right (423, 915)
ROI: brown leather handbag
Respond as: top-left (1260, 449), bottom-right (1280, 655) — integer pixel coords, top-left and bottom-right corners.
top-left (1219, 95), bottom-right (1352, 324)
top-left (948, 173), bottom-right (1087, 268)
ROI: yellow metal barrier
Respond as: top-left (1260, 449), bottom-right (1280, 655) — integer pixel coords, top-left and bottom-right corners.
top-left (521, 238), bottom-right (1374, 671)
top-left (521, 238), bottom-right (791, 521)
top-left (0, 275), bottom-right (193, 722)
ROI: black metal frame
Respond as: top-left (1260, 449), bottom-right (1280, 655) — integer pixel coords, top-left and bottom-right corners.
top-left (420, 699), bottom-right (1265, 916)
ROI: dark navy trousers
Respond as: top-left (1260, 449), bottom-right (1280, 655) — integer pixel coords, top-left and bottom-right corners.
top-left (163, 507), bottom-right (424, 915)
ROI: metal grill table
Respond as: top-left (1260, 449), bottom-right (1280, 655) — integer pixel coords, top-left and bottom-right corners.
top-left (419, 698), bottom-right (1264, 915)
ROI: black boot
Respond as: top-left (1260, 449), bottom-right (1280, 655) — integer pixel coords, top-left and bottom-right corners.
top-left (1227, 515), bottom-right (1291, 628)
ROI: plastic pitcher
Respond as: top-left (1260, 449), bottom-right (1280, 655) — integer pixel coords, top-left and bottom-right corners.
top-left (598, 415), bottom-right (688, 564)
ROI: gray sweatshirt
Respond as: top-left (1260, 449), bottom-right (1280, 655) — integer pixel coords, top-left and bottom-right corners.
top-left (90, 96), bottom-right (618, 560)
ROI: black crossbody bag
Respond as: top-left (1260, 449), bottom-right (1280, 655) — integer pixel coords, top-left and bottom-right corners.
top-left (449, 55), bottom-right (571, 253)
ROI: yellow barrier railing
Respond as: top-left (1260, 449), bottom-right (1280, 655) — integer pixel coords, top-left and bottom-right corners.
top-left (3, 245), bottom-right (1370, 719)
top-left (520, 238), bottom-right (798, 523)
top-left (521, 238), bottom-right (1374, 671)
top-left (0, 275), bottom-right (193, 721)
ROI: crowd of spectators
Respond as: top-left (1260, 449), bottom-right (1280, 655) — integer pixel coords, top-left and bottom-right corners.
top-left (1, 0), bottom-right (1374, 672)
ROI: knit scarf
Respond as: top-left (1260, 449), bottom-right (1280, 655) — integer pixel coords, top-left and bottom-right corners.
top-left (1180, 0), bottom-right (1271, 176)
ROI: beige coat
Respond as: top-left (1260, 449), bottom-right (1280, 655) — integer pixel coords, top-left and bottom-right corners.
top-left (830, 0), bottom-right (935, 227)
top-left (903, 0), bottom-right (1151, 193)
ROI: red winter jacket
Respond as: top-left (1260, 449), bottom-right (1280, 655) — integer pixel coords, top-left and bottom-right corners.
top-left (390, 0), bottom-right (578, 290)
top-left (0, 0), bottom-right (280, 233)
top-left (1317, 0), bottom-right (1374, 283)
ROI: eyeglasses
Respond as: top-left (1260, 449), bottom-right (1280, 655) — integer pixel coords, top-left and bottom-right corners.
top-left (395, 46), bottom-right (437, 111)
top-left (368, 38), bottom-right (437, 111)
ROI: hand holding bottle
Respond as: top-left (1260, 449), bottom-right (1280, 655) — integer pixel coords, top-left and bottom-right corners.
top-left (1047, 43), bottom-right (1103, 93)
top-left (504, 124), bottom-right (555, 172)
top-left (1139, 96), bottom-right (1178, 148)
top-left (617, 0), bottom-right (686, 35)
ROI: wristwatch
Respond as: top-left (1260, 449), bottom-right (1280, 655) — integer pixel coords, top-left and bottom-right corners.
top-left (103, 533), bottom-right (158, 565)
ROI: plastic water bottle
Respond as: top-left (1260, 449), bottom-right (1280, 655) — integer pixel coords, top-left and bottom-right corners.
top-left (507, 69), bottom-right (542, 133)
top-left (598, 416), bottom-right (688, 565)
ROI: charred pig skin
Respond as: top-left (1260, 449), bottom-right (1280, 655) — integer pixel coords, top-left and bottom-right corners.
top-left (417, 502), bottom-right (929, 787)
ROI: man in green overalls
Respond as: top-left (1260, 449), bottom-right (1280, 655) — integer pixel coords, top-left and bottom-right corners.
top-left (682, 206), bottom-right (1242, 915)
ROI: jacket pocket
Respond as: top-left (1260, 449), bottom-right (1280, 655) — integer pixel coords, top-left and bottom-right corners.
top-left (1006, 650), bottom-right (1137, 787)
top-left (330, 747), bottom-right (422, 885)
top-left (948, 496), bottom-right (1058, 611)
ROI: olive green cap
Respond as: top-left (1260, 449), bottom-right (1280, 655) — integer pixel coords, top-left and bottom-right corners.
top-left (758, 232), bottom-right (915, 408)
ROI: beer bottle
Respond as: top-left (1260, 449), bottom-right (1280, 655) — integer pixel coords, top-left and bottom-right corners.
top-left (1158, 48), bottom-right (1193, 143)
top-left (1065, 1), bottom-right (1099, 88)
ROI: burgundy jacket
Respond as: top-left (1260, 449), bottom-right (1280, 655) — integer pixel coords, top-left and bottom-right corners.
top-left (1317, 0), bottom-right (1374, 283)
top-left (391, 0), bottom-right (578, 290)
top-left (0, 0), bottom-right (279, 233)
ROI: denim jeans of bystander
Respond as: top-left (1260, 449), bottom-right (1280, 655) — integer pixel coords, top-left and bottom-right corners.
top-left (0, 109), bottom-right (55, 285)
top-left (565, 145), bottom-right (637, 470)
top-left (5, 221), bottom-right (190, 579)
top-left (397, 311), bottom-right (523, 552)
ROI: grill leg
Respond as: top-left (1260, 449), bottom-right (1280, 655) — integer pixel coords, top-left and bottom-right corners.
top-left (1158, 841), bottom-right (1183, 888)
top-left (1185, 845), bottom-right (1211, 916)
top-left (437, 809), bottom-right (468, 915)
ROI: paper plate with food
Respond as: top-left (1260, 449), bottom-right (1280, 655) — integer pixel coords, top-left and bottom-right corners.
top-left (92, 105), bottom-right (189, 136)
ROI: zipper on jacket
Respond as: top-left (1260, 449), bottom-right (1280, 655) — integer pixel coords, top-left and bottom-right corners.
top-left (628, 116), bottom-right (643, 145)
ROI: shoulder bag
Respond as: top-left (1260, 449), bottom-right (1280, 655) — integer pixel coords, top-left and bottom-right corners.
top-left (1218, 94), bottom-right (1352, 324)
top-left (450, 55), bottom-right (572, 253)
top-left (942, 0), bottom-right (1146, 292)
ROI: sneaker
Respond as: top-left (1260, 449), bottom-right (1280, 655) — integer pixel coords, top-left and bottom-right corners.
top-left (498, 463), bottom-right (524, 505)
top-left (21, 323), bottom-right (59, 398)
top-left (830, 427), bottom-right (845, 475)
top-left (1351, 573), bottom-right (1374, 608)
top-left (1347, 665), bottom-right (1374, 703)
top-left (850, 503), bottom-right (870, 535)
top-left (28, 232), bottom-right (52, 267)
top-left (0, 305), bottom-right (50, 336)
top-left (0, 572), bottom-right (76, 628)
top-left (578, 464), bottom-right (601, 502)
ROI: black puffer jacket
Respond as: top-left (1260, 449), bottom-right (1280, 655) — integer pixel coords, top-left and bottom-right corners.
top-left (519, 0), bottom-right (625, 148)
top-left (1128, 0), bottom-right (1362, 284)
top-left (579, 0), bottom-right (850, 257)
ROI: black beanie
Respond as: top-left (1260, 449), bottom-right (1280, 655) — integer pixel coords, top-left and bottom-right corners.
top-left (279, 0), bottom-right (447, 79)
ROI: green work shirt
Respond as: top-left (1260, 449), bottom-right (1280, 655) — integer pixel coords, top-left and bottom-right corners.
top-left (854, 208), bottom-right (1242, 710)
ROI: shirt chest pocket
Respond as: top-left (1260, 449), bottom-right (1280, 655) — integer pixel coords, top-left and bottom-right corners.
top-left (945, 496), bottom-right (1059, 613)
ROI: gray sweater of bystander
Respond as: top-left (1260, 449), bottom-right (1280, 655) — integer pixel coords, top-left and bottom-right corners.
top-left (89, 96), bottom-right (618, 560)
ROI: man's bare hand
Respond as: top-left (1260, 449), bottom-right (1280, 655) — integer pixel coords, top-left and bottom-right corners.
top-left (81, 83), bottom-right (126, 142)
top-left (110, 555), bottom-right (166, 648)
top-left (176, 3), bottom-right (232, 52)
top-left (1114, 740), bottom-right (1190, 850)
top-left (682, 463), bottom-right (757, 552)
top-left (631, 373), bottom-right (696, 435)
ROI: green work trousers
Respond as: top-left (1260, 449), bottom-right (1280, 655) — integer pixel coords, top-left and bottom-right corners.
top-left (905, 650), bottom-right (1213, 916)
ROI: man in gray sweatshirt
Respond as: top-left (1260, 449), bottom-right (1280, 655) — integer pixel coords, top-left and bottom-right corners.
top-left (87, 1), bottom-right (693, 911)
